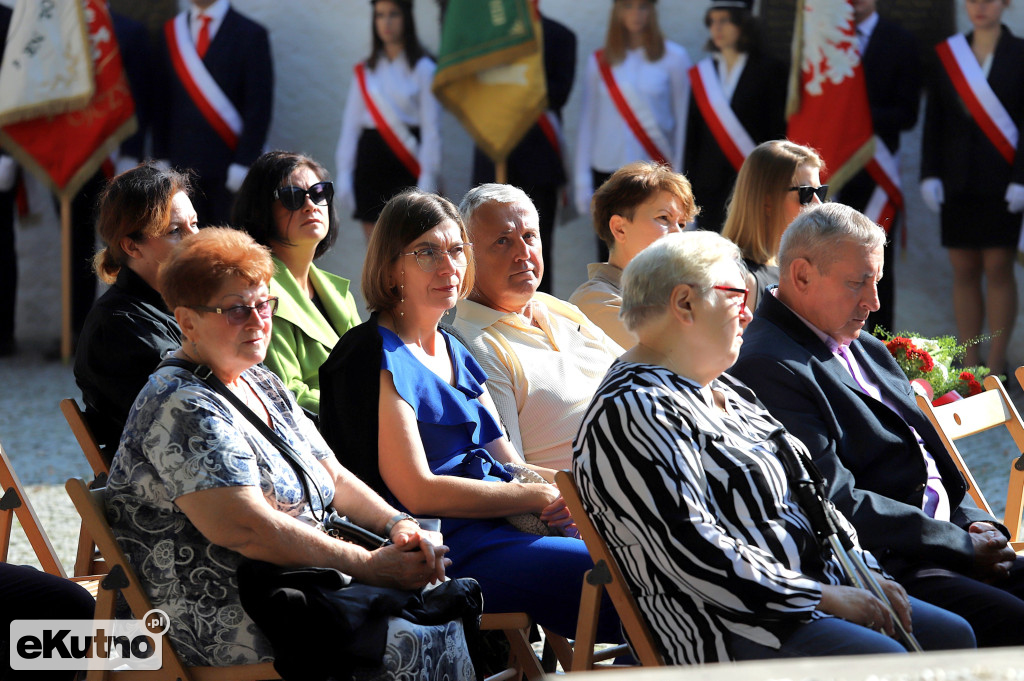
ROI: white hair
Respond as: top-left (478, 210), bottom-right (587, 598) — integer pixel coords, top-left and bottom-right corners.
top-left (458, 183), bottom-right (537, 235)
top-left (778, 203), bottom-right (886, 276)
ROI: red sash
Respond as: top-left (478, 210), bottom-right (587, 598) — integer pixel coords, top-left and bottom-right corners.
top-left (536, 111), bottom-right (561, 159)
top-left (355, 63), bottom-right (421, 178)
top-left (863, 137), bottom-right (903, 234)
top-left (688, 57), bottom-right (755, 172)
top-left (164, 14), bottom-right (240, 151)
top-left (595, 48), bottom-right (670, 167)
top-left (936, 35), bottom-right (1017, 165)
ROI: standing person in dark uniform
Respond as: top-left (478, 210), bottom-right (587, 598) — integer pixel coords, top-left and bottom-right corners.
top-left (839, 0), bottom-right (921, 333)
top-left (685, 0), bottom-right (787, 233)
top-left (471, 5), bottom-right (576, 295)
top-left (0, 3), bottom-right (17, 355)
top-left (920, 0), bottom-right (1024, 372)
top-left (64, 8), bottom-right (155, 350)
top-left (154, 0), bottom-right (273, 225)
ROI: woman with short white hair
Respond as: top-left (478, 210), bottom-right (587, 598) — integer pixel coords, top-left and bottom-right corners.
top-left (573, 230), bottom-right (975, 664)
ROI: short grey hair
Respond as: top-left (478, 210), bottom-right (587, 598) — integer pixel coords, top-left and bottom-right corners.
top-left (621, 231), bottom-right (746, 331)
top-left (458, 183), bottom-right (537, 235)
top-left (778, 203), bottom-right (886, 276)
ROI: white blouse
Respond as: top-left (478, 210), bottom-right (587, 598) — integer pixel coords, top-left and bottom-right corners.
top-left (574, 41), bottom-right (692, 214)
top-left (335, 54), bottom-right (442, 204)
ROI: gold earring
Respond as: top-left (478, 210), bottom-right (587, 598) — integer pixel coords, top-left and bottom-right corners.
top-left (399, 270), bottom-right (405, 317)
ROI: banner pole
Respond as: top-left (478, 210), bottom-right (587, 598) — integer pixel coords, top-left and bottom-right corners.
top-left (60, 195), bottom-right (72, 362)
top-left (496, 161), bottom-right (507, 185)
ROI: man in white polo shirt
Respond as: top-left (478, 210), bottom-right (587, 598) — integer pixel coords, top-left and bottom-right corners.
top-left (454, 184), bottom-right (623, 470)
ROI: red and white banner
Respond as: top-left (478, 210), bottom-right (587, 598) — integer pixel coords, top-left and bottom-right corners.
top-left (785, 0), bottom-right (874, 193)
top-left (595, 48), bottom-right (672, 167)
top-left (354, 62), bottom-right (421, 178)
top-left (165, 12), bottom-right (241, 151)
top-left (689, 57), bottom-right (755, 172)
top-left (863, 136), bottom-right (903, 233)
top-left (0, 0), bottom-right (136, 199)
top-left (936, 34), bottom-right (1017, 165)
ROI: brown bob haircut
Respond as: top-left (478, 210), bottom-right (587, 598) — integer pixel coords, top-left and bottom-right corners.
top-left (159, 227), bottom-right (275, 311)
top-left (92, 163), bottom-right (192, 284)
top-left (591, 161), bottom-right (699, 249)
top-left (362, 189), bottom-right (475, 313)
top-left (722, 140), bottom-right (823, 266)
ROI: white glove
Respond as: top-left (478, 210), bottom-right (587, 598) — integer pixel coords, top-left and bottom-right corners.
top-left (225, 163), bottom-right (249, 193)
top-left (152, 158), bottom-right (172, 171)
top-left (0, 155), bottom-right (16, 192)
top-left (418, 172), bottom-right (437, 195)
top-left (1005, 183), bottom-right (1024, 213)
top-left (337, 172), bottom-right (356, 214)
top-left (114, 155), bottom-right (139, 176)
top-left (574, 183), bottom-right (592, 217)
top-left (920, 177), bottom-right (944, 213)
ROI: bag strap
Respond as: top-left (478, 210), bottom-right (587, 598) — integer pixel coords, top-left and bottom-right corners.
top-left (157, 357), bottom-right (329, 522)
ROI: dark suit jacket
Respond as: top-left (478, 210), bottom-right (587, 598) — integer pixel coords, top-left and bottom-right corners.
top-left (685, 51), bottom-right (787, 232)
top-left (921, 27), bottom-right (1024, 200)
top-left (112, 12), bottom-right (152, 161)
top-left (472, 16), bottom-right (576, 189)
top-left (153, 6), bottom-right (273, 179)
top-left (841, 16), bottom-right (922, 211)
top-left (729, 291), bottom-right (998, 578)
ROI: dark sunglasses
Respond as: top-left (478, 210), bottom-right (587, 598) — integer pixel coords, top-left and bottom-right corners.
top-left (273, 181), bottom-right (334, 211)
top-left (188, 297), bottom-right (279, 325)
top-left (788, 185), bottom-right (829, 205)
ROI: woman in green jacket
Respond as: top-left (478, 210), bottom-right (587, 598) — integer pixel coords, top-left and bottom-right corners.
top-left (233, 151), bottom-right (360, 416)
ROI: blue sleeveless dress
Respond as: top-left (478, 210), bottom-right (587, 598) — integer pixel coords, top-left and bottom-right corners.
top-left (379, 326), bottom-right (620, 640)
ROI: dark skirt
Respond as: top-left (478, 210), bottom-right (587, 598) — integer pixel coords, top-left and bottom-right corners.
top-left (353, 126), bottom-right (420, 223)
top-left (941, 194), bottom-right (1022, 250)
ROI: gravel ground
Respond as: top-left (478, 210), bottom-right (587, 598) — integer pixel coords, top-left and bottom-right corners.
top-left (4, 136), bottom-right (1024, 571)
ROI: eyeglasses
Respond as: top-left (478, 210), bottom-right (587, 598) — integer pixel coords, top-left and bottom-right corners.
top-left (273, 181), bottom-right (334, 211)
top-left (710, 285), bottom-right (749, 309)
top-left (400, 243), bottom-right (473, 272)
top-left (188, 297), bottom-right (279, 325)
top-left (788, 185), bottom-right (829, 205)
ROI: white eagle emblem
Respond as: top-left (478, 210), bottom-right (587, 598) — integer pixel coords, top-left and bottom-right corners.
top-left (800, 0), bottom-right (860, 96)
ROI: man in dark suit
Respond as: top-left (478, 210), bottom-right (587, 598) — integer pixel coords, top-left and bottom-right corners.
top-left (839, 0), bottom-right (921, 332)
top-left (730, 202), bottom-right (1024, 647)
top-left (471, 9), bottom-right (575, 295)
top-left (0, 3), bottom-right (17, 355)
top-left (154, 0), bottom-right (273, 225)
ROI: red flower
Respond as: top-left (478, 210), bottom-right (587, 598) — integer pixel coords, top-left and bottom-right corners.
top-left (912, 348), bottom-right (934, 372)
top-left (959, 371), bottom-right (983, 396)
top-left (886, 337), bottom-right (934, 374)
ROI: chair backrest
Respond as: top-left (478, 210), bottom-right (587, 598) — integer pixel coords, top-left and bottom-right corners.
top-left (64, 478), bottom-right (279, 681)
top-left (916, 375), bottom-right (1024, 544)
top-left (0, 437), bottom-right (66, 576)
top-left (60, 398), bottom-right (112, 477)
top-left (555, 470), bottom-right (664, 670)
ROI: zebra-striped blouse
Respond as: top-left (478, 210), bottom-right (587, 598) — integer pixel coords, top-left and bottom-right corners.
top-left (573, 361), bottom-right (878, 664)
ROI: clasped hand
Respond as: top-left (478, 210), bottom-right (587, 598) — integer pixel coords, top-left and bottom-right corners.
top-left (819, 577), bottom-right (912, 637)
top-left (370, 527), bottom-right (450, 590)
top-left (970, 521), bottom-right (1015, 582)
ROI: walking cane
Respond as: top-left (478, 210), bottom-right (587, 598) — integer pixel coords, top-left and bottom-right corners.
top-left (770, 431), bottom-right (923, 652)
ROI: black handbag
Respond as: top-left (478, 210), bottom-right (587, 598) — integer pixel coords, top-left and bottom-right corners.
top-left (158, 357), bottom-right (387, 547)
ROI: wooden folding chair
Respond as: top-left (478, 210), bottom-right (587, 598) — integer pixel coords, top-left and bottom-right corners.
top-left (555, 470), bottom-right (665, 671)
top-left (916, 374), bottom-right (1024, 552)
top-left (60, 398), bottom-right (110, 576)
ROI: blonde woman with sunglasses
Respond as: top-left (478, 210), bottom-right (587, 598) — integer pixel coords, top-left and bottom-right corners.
top-left (232, 151), bottom-right (360, 419)
top-left (722, 140), bottom-right (824, 312)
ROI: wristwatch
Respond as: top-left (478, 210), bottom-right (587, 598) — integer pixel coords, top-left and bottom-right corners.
top-left (385, 512), bottom-right (419, 536)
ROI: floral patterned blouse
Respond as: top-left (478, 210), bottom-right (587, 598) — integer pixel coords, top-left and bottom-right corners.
top-left (105, 363), bottom-right (334, 666)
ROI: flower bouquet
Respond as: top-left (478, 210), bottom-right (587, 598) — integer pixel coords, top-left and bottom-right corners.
top-left (872, 329), bottom-right (993, 406)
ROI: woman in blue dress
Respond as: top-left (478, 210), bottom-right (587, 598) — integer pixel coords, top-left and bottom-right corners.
top-left (320, 189), bottom-right (621, 641)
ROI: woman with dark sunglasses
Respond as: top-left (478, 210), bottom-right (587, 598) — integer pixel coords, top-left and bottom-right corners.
top-left (335, 0), bottom-right (440, 242)
top-left (722, 139), bottom-right (824, 312)
top-left (232, 151), bottom-right (360, 419)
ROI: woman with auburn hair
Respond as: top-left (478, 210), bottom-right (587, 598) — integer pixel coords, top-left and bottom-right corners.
top-left (106, 227), bottom-right (474, 675)
top-left (335, 0), bottom-right (441, 242)
top-left (574, 0), bottom-right (691, 260)
top-left (232, 150), bottom-right (359, 418)
top-left (320, 189), bottom-right (622, 642)
top-left (74, 163), bottom-right (199, 450)
top-left (570, 160), bottom-right (698, 348)
top-left (722, 139), bottom-right (824, 312)
top-left (685, 0), bottom-right (787, 232)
